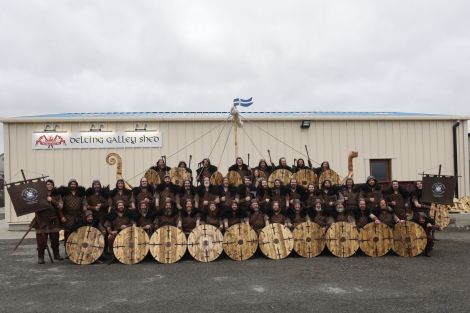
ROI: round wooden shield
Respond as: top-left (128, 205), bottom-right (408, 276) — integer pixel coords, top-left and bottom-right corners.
top-left (318, 169), bottom-right (341, 186)
top-left (429, 204), bottom-right (451, 228)
top-left (267, 169), bottom-right (293, 188)
top-left (392, 221), bottom-right (427, 257)
top-left (325, 222), bottom-right (359, 257)
top-left (359, 222), bottom-right (393, 257)
top-left (223, 223), bottom-right (258, 261)
top-left (258, 223), bottom-right (294, 260)
top-left (293, 169), bottom-right (318, 188)
top-left (66, 226), bottom-right (105, 265)
top-left (145, 169), bottom-right (161, 186)
top-left (187, 224), bottom-right (224, 262)
top-left (210, 171), bottom-right (224, 186)
top-left (227, 171), bottom-right (242, 187)
top-left (113, 226), bottom-right (150, 264)
top-left (169, 167), bottom-right (192, 186)
top-left (149, 226), bottom-right (187, 264)
top-left (293, 221), bottom-right (325, 258)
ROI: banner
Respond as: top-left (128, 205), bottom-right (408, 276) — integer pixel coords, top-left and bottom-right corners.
top-left (32, 131), bottom-right (162, 149)
top-left (7, 181), bottom-right (52, 217)
top-left (422, 175), bottom-right (456, 205)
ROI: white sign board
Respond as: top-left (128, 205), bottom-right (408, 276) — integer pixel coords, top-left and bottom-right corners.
top-left (32, 131), bottom-right (162, 149)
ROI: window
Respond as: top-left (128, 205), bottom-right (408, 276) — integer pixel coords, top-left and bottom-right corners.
top-left (370, 159), bottom-right (391, 182)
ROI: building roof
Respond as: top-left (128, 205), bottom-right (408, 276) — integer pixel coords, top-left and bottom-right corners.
top-left (1, 111), bottom-right (469, 122)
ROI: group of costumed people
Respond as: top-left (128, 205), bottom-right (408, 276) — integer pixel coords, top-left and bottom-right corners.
top-left (33, 156), bottom-right (442, 264)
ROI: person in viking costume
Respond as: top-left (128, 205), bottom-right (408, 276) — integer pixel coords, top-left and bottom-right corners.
top-left (228, 157), bottom-right (251, 180)
top-left (104, 200), bottom-right (134, 262)
top-left (292, 158), bottom-right (312, 172)
top-left (341, 178), bottom-right (359, 211)
top-left (410, 180), bottom-right (432, 218)
top-left (354, 199), bottom-right (373, 229)
top-left (254, 159), bottom-right (273, 177)
top-left (272, 157), bottom-right (293, 172)
top-left (413, 212), bottom-right (442, 257)
top-left (223, 201), bottom-right (249, 230)
top-left (155, 200), bottom-right (178, 228)
top-left (303, 183), bottom-right (321, 211)
top-left (384, 180), bottom-right (410, 220)
top-left (287, 178), bottom-right (306, 208)
top-left (35, 179), bottom-right (63, 264)
top-left (178, 161), bottom-right (193, 176)
top-left (202, 201), bottom-right (224, 230)
top-left (151, 158), bottom-right (171, 182)
top-left (370, 199), bottom-right (405, 228)
top-left (135, 201), bottom-right (156, 236)
top-left (317, 179), bottom-right (342, 214)
top-left (238, 176), bottom-right (256, 212)
top-left (195, 176), bottom-right (220, 217)
top-left (59, 179), bottom-right (86, 245)
top-left (270, 178), bottom-right (289, 212)
top-left (330, 201), bottom-right (355, 224)
top-left (109, 179), bottom-right (134, 210)
top-left (256, 178), bottom-right (272, 213)
top-left (289, 199), bottom-right (310, 229)
top-left (85, 180), bottom-right (110, 229)
top-left (218, 177), bottom-right (238, 217)
top-left (313, 161), bottom-right (331, 176)
top-left (249, 199), bottom-right (269, 234)
top-left (176, 179), bottom-right (196, 212)
top-left (309, 199), bottom-right (330, 231)
top-left (195, 158), bottom-right (218, 184)
top-left (267, 200), bottom-right (292, 228)
top-left (156, 174), bottom-right (179, 214)
top-left (133, 177), bottom-right (155, 214)
top-left (359, 176), bottom-right (383, 210)
top-left (179, 199), bottom-right (200, 235)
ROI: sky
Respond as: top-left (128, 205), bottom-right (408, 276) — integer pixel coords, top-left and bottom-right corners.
top-left (1, 0), bottom-right (470, 153)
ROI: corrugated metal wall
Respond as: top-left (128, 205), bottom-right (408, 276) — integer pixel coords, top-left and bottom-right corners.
top-left (4, 119), bottom-right (469, 225)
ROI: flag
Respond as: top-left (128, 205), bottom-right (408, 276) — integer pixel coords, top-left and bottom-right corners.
top-left (7, 181), bottom-right (52, 216)
top-left (233, 97), bottom-right (253, 107)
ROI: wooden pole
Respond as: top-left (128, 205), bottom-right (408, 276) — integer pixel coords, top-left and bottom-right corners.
top-left (233, 119), bottom-right (238, 158)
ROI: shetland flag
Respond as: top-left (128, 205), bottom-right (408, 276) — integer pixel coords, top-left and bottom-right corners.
top-left (233, 97), bottom-right (253, 107)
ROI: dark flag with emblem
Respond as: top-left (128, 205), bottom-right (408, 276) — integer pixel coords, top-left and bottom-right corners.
top-left (7, 181), bottom-right (52, 216)
top-left (421, 175), bottom-right (456, 205)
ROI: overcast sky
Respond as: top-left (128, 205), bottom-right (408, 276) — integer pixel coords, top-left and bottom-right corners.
top-left (1, 1), bottom-right (470, 153)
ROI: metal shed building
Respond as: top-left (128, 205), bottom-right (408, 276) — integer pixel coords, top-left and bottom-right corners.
top-left (1, 111), bottom-right (469, 229)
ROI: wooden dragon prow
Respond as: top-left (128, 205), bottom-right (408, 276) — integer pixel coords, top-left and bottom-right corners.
top-left (340, 151), bottom-right (358, 184)
top-left (106, 153), bottom-right (133, 189)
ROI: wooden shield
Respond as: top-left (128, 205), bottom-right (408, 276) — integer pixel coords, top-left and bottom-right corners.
top-left (325, 222), bottom-right (359, 257)
top-left (113, 226), bottom-right (150, 264)
top-left (267, 169), bottom-right (293, 188)
top-left (293, 221), bottom-right (325, 258)
top-left (210, 171), bottom-right (224, 186)
top-left (258, 223), bottom-right (294, 260)
top-left (169, 167), bottom-right (192, 186)
top-left (293, 169), bottom-right (318, 189)
top-left (429, 204), bottom-right (451, 228)
top-left (223, 223), bottom-right (258, 261)
top-left (149, 226), bottom-right (187, 264)
top-left (227, 171), bottom-right (242, 187)
top-left (145, 169), bottom-right (161, 186)
top-left (392, 221), bottom-right (427, 257)
top-left (66, 226), bottom-right (105, 265)
top-left (187, 224), bottom-right (224, 262)
top-left (359, 222), bottom-right (394, 257)
top-left (318, 169), bottom-right (341, 186)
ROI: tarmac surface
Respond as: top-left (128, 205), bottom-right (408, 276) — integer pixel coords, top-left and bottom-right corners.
top-left (1, 229), bottom-right (470, 313)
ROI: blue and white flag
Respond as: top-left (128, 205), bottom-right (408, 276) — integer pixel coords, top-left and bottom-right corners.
top-left (233, 97), bottom-right (253, 107)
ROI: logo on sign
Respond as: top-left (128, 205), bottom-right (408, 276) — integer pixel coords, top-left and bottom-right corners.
top-left (431, 182), bottom-right (446, 197)
top-left (35, 135), bottom-right (67, 149)
top-left (21, 188), bottom-right (39, 204)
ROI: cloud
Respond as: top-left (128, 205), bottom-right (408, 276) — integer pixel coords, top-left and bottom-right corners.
top-left (1, 0), bottom-right (470, 152)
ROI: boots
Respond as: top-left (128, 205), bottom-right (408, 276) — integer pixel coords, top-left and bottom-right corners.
top-left (38, 251), bottom-right (45, 264)
top-left (53, 251), bottom-right (64, 261)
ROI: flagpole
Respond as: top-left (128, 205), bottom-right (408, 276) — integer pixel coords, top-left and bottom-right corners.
top-left (233, 117), bottom-right (238, 158)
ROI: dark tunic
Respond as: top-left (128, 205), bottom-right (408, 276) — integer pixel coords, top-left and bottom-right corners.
top-left (60, 187), bottom-right (86, 230)
top-left (86, 189), bottom-right (109, 225)
top-left (341, 188), bottom-right (359, 210)
top-left (181, 214), bottom-right (198, 234)
top-left (228, 164), bottom-right (251, 180)
top-left (34, 191), bottom-right (62, 234)
top-left (133, 187), bottom-right (155, 209)
top-left (109, 188), bottom-right (133, 208)
top-left (290, 212), bottom-right (307, 227)
top-left (195, 186), bottom-right (219, 217)
top-left (270, 187), bottom-right (288, 210)
top-left (205, 214), bottom-right (221, 228)
top-left (249, 212), bottom-right (267, 233)
top-left (270, 212), bottom-right (288, 224)
top-left (287, 185), bottom-right (305, 204)
top-left (196, 165), bottom-right (218, 183)
top-left (156, 214), bottom-right (178, 228)
top-left (218, 185), bottom-right (238, 214)
top-left (354, 209), bottom-right (371, 228)
top-left (311, 212), bottom-right (329, 228)
top-left (256, 187), bottom-right (272, 213)
top-left (104, 214), bottom-right (132, 231)
top-left (373, 208), bottom-right (395, 228)
top-left (385, 191), bottom-right (408, 220)
top-left (359, 185), bottom-right (383, 210)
